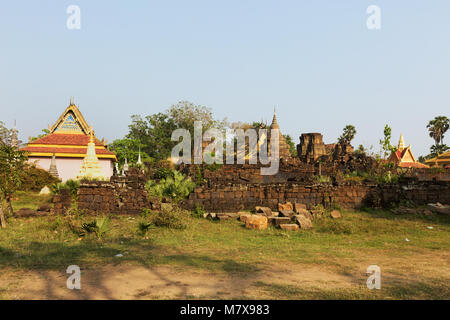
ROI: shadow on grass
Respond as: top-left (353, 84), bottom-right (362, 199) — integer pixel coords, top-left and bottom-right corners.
top-left (359, 208), bottom-right (450, 226)
top-left (0, 239), bottom-right (260, 299)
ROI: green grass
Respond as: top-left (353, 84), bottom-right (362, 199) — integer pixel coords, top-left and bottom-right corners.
top-left (1, 192), bottom-right (449, 299)
top-left (11, 191), bottom-right (52, 211)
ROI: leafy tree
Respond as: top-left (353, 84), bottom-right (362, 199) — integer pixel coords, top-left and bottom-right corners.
top-left (283, 134), bottom-right (298, 157)
top-left (117, 101), bottom-right (227, 162)
top-left (427, 116), bottom-right (449, 145)
top-left (30, 129), bottom-right (50, 142)
top-left (109, 138), bottom-right (151, 167)
top-left (430, 144), bottom-right (449, 158)
top-left (338, 125), bottom-right (356, 145)
top-left (379, 124), bottom-right (397, 159)
top-left (0, 128), bottom-right (27, 228)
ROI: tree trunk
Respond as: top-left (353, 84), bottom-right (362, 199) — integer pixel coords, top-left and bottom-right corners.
top-left (0, 206), bottom-right (6, 228)
top-left (6, 195), bottom-right (14, 217)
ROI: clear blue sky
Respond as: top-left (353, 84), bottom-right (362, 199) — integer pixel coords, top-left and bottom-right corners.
top-left (1, 0), bottom-right (449, 156)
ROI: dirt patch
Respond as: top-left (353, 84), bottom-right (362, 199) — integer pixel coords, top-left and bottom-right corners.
top-left (0, 262), bottom-right (359, 300)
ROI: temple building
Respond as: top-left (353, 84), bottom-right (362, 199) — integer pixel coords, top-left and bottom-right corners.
top-left (388, 134), bottom-right (429, 169)
top-left (21, 100), bottom-right (117, 181)
top-left (425, 150), bottom-right (450, 168)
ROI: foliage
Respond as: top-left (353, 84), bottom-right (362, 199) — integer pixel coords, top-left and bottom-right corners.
top-left (0, 134), bottom-right (27, 226)
top-left (50, 179), bottom-right (80, 198)
top-left (145, 170), bottom-right (195, 201)
top-left (427, 116), bottom-right (449, 145)
top-left (429, 144), bottom-right (449, 158)
top-left (137, 220), bottom-right (153, 236)
top-left (283, 134), bottom-right (298, 157)
top-left (192, 203), bottom-right (205, 218)
top-left (354, 144), bottom-right (366, 156)
top-left (314, 175), bottom-right (331, 183)
top-left (338, 125), bottom-right (356, 145)
top-left (146, 207), bottom-right (190, 229)
top-left (108, 138), bottom-right (151, 168)
top-left (19, 165), bottom-right (60, 192)
top-left (29, 129), bottom-right (50, 142)
top-left (81, 216), bottom-right (110, 239)
top-left (379, 124), bottom-right (397, 159)
top-left (122, 101), bottom-right (228, 162)
top-left (152, 166), bottom-right (173, 180)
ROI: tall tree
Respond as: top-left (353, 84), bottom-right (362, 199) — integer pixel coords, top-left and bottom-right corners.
top-left (338, 125), bottom-right (356, 145)
top-left (112, 101), bottom-right (228, 163)
top-left (0, 124), bottom-right (27, 228)
top-left (379, 124), bottom-right (396, 159)
top-left (427, 116), bottom-right (449, 146)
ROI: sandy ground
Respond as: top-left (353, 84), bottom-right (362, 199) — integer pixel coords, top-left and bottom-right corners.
top-left (1, 252), bottom-right (449, 299)
top-left (0, 263), bottom-right (361, 300)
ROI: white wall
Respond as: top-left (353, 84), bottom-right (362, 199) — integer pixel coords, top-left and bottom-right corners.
top-left (28, 157), bottom-right (114, 182)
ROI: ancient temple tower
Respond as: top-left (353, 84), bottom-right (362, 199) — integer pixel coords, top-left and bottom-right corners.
top-left (268, 111), bottom-right (292, 160)
top-left (10, 120), bottom-right (19, 148)
top-left (77, 129), bottom-right (107, 180)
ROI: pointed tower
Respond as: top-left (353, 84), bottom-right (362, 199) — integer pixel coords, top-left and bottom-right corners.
top-left (398, 134), bottom-right (405, 150)
top-left (10, 120), bottom-right (19, 148)
top-left (48, 152), bottom-right (60, 179)
top-left (268, 109), bottom-right (291, 160)
top-left (77, 128), bottom-right (106, 180)
top-left (136, 147), bottom-right (142, 166)
top-left (123, 157), bottom-right (129, 171)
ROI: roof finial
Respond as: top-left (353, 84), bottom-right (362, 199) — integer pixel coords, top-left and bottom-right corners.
top-left (398, 133), bottom-right (405, 150)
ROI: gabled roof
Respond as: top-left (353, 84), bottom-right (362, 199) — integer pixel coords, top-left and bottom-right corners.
top-left (49, 103), bottom-right (90, 134)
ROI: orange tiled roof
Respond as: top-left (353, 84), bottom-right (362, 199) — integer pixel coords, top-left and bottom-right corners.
top-left (21, 133), bottom-right (116, 160)
top-left (22, 146), bottom-right (116, 156)
top-left (29, 133), bottom-right (105, 146)
top-left (398, 162), bottom-right (429, 169)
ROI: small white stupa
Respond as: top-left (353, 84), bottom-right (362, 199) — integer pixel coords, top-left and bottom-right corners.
top-left (77, 128), bottom-right (106, 180)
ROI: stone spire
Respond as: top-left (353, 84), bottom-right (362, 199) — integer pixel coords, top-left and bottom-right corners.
top-left (10, 120), bottom-right (19, 148)
top-left (270, 108), bottom-right (280, 130)
top-left (77, 128), bottom-right (105, 180)
top-left (398, 134), bottom-right (405, 150)
top-left (48, 151), bottom-right (60, 179)
top-left (123, 157), bottom-right (129, 171)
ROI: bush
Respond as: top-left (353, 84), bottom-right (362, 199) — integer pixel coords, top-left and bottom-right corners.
top-left (145, 170), bottom-right (195, 201)
top-left (50, 179), bottom-right (80, 197)
top-left (147, 207), bottom-right (190, 229)
top-left (192, 203), bottom-right (205, 218)
top-left (81, 216), bottom-right (110, 239)
top-left (314, 175), bottom-right (331, 183)
top-left (20, 165), bottom-right (60, 191)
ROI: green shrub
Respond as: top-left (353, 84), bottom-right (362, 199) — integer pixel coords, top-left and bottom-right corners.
top-left (153, 167), bottom-right (173, 180)
top-left (145, 170), bottom-right (195, 201)
top-left (315, 219), bottom-right (356, 235)
top-left (147, 207), bottom-right (190, 229)
top-left (314, 175), bottom-right (331, 183)
top-left (81, 216), bottom-right (111, 239)
top-left (137, 221), bottom-right (153, 236)
top-left (50, 179), bottom-right (80, 197)
top-left (19, 165), bottom-right (60, 191)
top-left (192, 203), bottom-right (205, 218)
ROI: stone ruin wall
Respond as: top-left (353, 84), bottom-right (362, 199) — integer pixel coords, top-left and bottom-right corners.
top-left (181, 180), bottom-right (450, 212)
top-left (51, 164), bottom-right (450, 215)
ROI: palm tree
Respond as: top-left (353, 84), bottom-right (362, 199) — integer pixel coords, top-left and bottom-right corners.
top-left (338, 125), bottom-right (356, 145)
top-left (427, 116), bottom-right (449, 146)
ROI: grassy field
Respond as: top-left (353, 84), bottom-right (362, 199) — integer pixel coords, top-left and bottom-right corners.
top-left (0, 192), bottom-right (449, 299)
